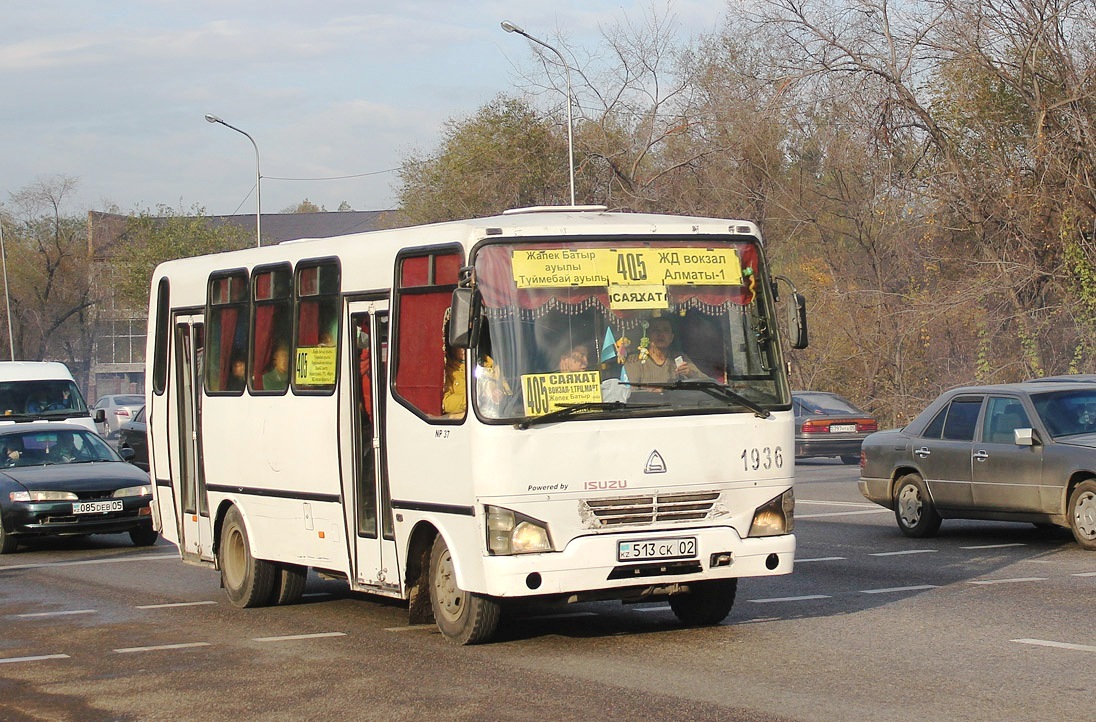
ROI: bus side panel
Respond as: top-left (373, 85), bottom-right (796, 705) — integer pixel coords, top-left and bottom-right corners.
top-left (200, 393), bottom-right (350, 572)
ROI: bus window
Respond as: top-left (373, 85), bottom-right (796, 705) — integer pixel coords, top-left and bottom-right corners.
top-left (250, 264), bottom-right (292, 393)
top-left (293, 259), bottom-right (340, 394)
top-left (205, 270), bottom-right (248, 394)
top-left (392, 246), bottom-right (463, 419)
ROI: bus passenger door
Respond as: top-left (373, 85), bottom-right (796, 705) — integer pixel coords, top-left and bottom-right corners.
top-left (344, 303), bottom-right (399, 593)
top-left (172, 315), bottom-right (214, 563)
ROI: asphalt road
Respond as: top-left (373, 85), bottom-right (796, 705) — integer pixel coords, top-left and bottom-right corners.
top-left (1, 459), bottom-right (1092, 721)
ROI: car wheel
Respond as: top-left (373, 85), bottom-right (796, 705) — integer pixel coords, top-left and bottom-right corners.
top-left (1068, 479), bottom-right (1096, 551)
top-left (428, 534), bottom-right (500, 645)
top-left (218, 505), bottom-right (276, 608)
top-left (668, 578), bottom-right (738, 626)
top-left (129, 526), bottom-right (158, 547)
top-left (893, 473), bottom-right (942, 538)
top-left (0, 522), bottom-right (17, 554)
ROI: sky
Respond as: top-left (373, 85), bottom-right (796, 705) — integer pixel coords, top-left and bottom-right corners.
top-left (1, 1), bottom-right (728, 218)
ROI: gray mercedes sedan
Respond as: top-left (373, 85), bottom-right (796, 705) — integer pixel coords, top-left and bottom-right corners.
top-left (859, 379), bottom-right (1096, 549)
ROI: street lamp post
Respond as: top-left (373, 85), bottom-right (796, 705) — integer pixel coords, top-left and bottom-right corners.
top-left (0, 218), bottom-right (14, 359)
top-left (501, 20), bottom-right (576, 207)
top-left (204, 113), bottom-right (262, 247)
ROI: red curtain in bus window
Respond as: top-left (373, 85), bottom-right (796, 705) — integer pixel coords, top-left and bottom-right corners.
top-left (254, 305), bottom-right (274, 390)
top-left (299, 300), bottom-right (319, 346)
top-left (395, 292), bottom-right (450, 416)
top-left (218, 307), bottom-right (238, 389)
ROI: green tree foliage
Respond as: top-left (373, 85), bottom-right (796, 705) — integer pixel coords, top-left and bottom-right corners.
top-left (282, 199), bottom-right (324, 213)
top-left (396, 94), bottom-right (570, 223)
top-left (115, 204), bottom-right (252, 309)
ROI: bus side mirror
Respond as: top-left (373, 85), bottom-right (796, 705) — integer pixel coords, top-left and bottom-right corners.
top-left (787, 291), bottom-right (808, 349)
top-left (448, 287), bottom-right (481, 349)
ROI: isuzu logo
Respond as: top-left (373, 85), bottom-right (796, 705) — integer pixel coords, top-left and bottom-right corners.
top-left (644, 450), bottom-right (667, 474)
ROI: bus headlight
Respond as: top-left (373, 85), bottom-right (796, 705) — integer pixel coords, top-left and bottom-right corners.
top-left (486, 506), bottom-right (552, 555)
top-left (748, 489), bottom-right (795, 537)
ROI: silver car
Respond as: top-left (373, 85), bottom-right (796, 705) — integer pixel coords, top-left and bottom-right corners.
top-left (92, 394), bottom-right (145, 438)
top-left (859, 380), bottom-right (1096, 549)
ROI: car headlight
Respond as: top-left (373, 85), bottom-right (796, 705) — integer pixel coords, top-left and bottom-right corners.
top-left (9, 490), bottom-right (79, 502)
top-left (112, 484), bottom-right (152, 498)
top-left (748, 489), bottom-right (795, 537)
top-left (486, 505), bottom-right (552, 555)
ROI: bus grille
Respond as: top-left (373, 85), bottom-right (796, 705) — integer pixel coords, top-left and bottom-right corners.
top-left (581, 491), bottom-right (720, 527)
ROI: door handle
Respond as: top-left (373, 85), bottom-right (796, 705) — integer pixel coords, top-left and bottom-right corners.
top-left (973, 450), bottom-right (989, 461)
top-left (914, 447), bottom-right (931, 458)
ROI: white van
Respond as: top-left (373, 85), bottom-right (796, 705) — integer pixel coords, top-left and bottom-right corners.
top-left (0, 362), bottom-right (104, 434)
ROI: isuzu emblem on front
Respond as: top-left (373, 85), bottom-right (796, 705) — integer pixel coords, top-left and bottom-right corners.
top-left (644, 450), bottom-right (667, 474)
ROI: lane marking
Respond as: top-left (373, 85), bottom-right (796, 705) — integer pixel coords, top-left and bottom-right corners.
top-left (796, 557), bottom-right (846, 562)
top-left (860, 585), bottom-right (938, 595)
top-left (1071, 572), bottom-right (1096, 577)
top-left (960, 543), bottom-right (1026, 550)
top-left (0, 554), bottom-right (177, 572)
top-left (969, 577), bottom-right (1047, 585)
top-left (0, 654), bottom-right (70, 664)
top-left (797, 509), bottom-right (891, 519)
top-left (16, 609), bottom-right (96, 618)
top-left (748, 595), bottom-right (831, 604)
top-left (797, 500), bottom-right (880, 508)
top-left (1013, 638), bottom-right (1096, 653)
top-left (385, 625), bottom-right (436, 633)
top-left (252, 632), bottom-right (347, 642)
top-left (870, 549), bottom-right (938, 557)
top-left (114, 642), bottom-right (211, 653)
top-left (136, 601), bottom-right (218, 609)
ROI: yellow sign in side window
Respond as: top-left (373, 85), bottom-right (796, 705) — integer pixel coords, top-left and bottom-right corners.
top-left (512, 248), bottom-right (742, 288)
top-left (294, 346), bottom-right (337, 386)
top-left (521, 371), bottom-right (602, 416)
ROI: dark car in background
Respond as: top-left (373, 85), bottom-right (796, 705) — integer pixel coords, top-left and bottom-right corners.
top-left (859, 380), bottom-right (1096, 549)
top-left (117, 406), bottom-right (148, 471)
top-left (793, 391), bottom-right (877, 464)
top-left (0, 423), bottom-right (156, 553)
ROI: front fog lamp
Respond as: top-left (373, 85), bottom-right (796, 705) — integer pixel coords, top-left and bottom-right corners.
top-left (748, 489), bottom-right (795, 537)
top-left (486, 506), bottom-right (552, 555)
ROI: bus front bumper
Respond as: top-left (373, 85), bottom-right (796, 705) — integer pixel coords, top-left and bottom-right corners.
top-left (478, 526), bottom-right (795, 599)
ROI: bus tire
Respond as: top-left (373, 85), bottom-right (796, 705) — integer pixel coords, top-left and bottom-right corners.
top-left (129, 526), bottom-right (159, 547)
top-left (218, 506), bottom-right (276, 608)
top-left (893, 473), bottom-right (942, 538)
top-left (428, 535), bottom-right (500, 645)
top-left (1068, 479), bottom-right (1096, 551)
top-left (669, 578), bottom-right (738, 626)
top-left (269, 563), bottom-right (308, 605)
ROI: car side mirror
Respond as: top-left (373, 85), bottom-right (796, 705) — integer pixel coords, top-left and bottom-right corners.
top-left (119, 447), bottom-right (136, 461)
top-left (94, 409), bottom-right (106, 424)
top-left (1014, 427), bottom-right (1039, 446)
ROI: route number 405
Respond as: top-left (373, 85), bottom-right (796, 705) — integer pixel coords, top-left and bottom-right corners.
top-left (741, 446), bottom-right (783, 471)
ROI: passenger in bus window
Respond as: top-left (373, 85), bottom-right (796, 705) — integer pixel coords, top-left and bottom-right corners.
top-left (263, 345), bottom-right (290, 391)
top-left (441, 311), bottom-right (466, 417)
top-left (679, 312), bottom-right (728, 383)
top-left (227, 356), bottom-right (247, 391)
top-left (556, 341), bottom-right (591, 372)
top-left (623, 316), bottom-right (706, 386)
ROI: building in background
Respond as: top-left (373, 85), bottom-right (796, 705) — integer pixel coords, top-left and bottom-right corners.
top-left (86, 209), bottom-right (400, 402)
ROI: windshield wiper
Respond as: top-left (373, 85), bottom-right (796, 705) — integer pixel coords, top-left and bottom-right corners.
top-left (515, 401), bottom-right (665, 429)
top-left (625, 380), bottom-right (771, 418)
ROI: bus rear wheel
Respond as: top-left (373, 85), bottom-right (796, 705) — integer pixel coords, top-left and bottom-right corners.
top-left (669, 578), bottom-right (738, 626)
top-left (428, 535), bottom-right (500, 645)
top-left (268, 563), bottom-right (308, 605)
top-left (218, 506), bottom-right (276, 608)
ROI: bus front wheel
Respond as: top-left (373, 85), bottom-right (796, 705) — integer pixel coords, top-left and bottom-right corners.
top-left (428, 535), bottom-right (500, 645)
top-left (669, 578), bottom-right (738, 626)
top-left (219, 506), bottom-right (276, 608)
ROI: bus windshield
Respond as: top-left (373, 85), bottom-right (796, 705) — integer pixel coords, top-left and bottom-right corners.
top-left (471, 237), bottom-right (787, 421)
